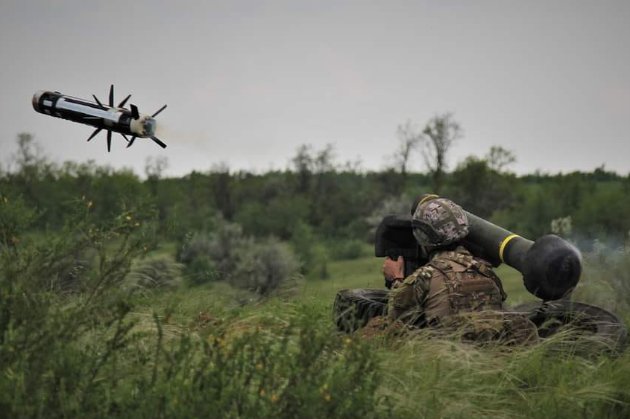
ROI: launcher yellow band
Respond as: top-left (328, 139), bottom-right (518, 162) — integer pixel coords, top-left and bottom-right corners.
top-left (499, 234), bottom-right (520, 262)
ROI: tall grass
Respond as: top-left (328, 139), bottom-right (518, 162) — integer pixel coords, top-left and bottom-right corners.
top-left (371, 329), bottom-right (630, 418)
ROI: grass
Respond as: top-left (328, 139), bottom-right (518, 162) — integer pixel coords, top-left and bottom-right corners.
top-left (3, 221), bottom-right (629, 418)
top-left (113, 257), bottom-right (630, 418)
top-left (122, 255), bottom-right (630, 418)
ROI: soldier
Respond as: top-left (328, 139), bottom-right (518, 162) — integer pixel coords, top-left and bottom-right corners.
top-left (382, 197), bottom-right (537, 343)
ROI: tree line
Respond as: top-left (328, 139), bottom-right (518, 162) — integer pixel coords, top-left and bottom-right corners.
top-left (2, 127), bottom-right (629, 273)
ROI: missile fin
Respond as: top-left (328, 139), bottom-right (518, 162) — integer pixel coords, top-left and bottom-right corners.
top-left (130, 104), bottom-right (139, 119)
top-left (118, 94), bottom-right (131, 108)
top-left (151, 104), bottom-right (167, 118)
top-left (126, 136), bottom-right (137, 148)
top-left (120, 133), bottom-right (129, 142)
top-left (109, 85), bottom-right (114, 107)
top-left (107, 130), bottom-right (112, 152)
top-left (87, 128), bottom-right (102, 142)
top-left (93, 95), bottom-right (105, 109)
top-left (151, 136), bottom-right (167, 149)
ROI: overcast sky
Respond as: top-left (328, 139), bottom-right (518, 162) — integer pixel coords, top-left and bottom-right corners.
top-left (1, 0), bottom-right (628, 177)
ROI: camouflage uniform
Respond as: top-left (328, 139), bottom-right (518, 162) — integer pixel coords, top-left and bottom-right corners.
top-left (388, 246), bottom-right (505, 324)
top-left (388, 246), bottom-right (538, 344)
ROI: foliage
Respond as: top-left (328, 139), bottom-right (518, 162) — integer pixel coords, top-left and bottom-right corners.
top-left (126, 254), bottom-right (183, 290)
top-left (289, 221), bottom-right (332, 278)
top-left (446, 155), bottom-right (519, 218)
top-left (4, 133), bottom-right (630, 261)
top-left (485, 145), bottom-right (516, 172)
top-left (0, 195), bottom-right (381, 418)
top-left (421, 112), bottom-right (462, 194)
top-left (391, 120), bottom-right (422, 177)
top-left (0, 195), bottom-right (155, 417)
top-left (326, 239), bottom-right (369, 261)
top-left (2, 159), bottom-right (630, 417)
top-left (128, 309), bottom-right (381, 419)
top-left (230, 237), bottom-right (301, 296)
top-left (178, 219), bottom-right (301, 294)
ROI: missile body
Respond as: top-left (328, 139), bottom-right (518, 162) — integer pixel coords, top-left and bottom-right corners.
top-left (32, 90), bottom-right (156, 138)
top-left (32, 86), bottom-right (167, 151)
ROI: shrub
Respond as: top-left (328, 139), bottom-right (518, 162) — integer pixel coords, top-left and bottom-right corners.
top-left (0, 198), bottom-right (156, 417)
top-left (127, 309), bottom-right (381, 418)
top-left (327, 239), bottom-right (368, 261)
top-left (178, 221), bottom-right (249, 284)
top-left (180, 220), bottom-right (301, 294)
top-left (288, 222), bottom-right (333, 278)
top-left (231, 238), bottom-right (301, 296)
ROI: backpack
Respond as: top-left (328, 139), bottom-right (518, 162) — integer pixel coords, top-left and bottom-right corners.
top-left (424, 248), bottom-right (506, 320)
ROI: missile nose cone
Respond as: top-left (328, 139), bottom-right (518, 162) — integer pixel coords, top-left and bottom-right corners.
top-left (522, 234), bottom-right (582, 301)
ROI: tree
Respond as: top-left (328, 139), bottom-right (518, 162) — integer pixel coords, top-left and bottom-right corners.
top-left (393, 120), bottom-right (422, 177)
top-left (447, 156), bottom-right (518, 218)
top-left (485, 146), bottom-right (516, 172)
top-left (421, 113), bottom-right (461, 194)
top-left (144, 156), bottom-right (169, 180)
top-left (291, 144), bottom-right (313, 194)
top-left (210, 163), bottom-right (235, 220)
top-left (144, 156), bottom-right (169, 231)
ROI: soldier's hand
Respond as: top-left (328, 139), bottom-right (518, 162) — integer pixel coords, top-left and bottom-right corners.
top-left (382, 256), bottom-right (404, 283)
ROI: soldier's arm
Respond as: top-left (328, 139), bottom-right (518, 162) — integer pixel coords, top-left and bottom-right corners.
top-left (387, 266), bottom-right (431, 320)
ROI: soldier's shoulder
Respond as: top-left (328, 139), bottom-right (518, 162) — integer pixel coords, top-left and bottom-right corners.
top-left (435, 246), bottom-right (474, 267)
top-left (403, 265), bottom-right (435, 284)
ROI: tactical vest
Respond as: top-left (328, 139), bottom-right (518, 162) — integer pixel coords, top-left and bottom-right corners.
top-left (424, 249), bottom-right (506, 321)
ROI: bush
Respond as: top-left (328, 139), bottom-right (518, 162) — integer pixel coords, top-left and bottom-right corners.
top-left (0, 198), bottom-right (156, 417)
top-left (288, 221), bottom-right (333, 278)
top-left (179, 220), bottom-right (301, 294)
top-left (231, 238), bottom-right (301, 296)
top-left (127, 309), bottom-right (381, 419)
top-left (177, 222), bottom-right (249, 284)
top-left (327, 239), bottom-right (368, 261)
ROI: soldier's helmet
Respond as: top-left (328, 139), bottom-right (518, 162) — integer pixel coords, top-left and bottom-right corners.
top-left (411, 197), bottom-right (469, 246)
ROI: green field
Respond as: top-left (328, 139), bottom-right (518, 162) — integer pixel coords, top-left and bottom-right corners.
top-left (2, 226), bottom-right (630, 418)
top-left (117, 255), bottom-right (629, 419)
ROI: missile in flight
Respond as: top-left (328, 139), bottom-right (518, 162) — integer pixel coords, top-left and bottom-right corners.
top-left (32, 85), bottom-right (167, 152)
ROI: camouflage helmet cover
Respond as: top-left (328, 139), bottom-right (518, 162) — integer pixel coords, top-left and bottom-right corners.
top-left (412, 198), bottom-right (469, 246)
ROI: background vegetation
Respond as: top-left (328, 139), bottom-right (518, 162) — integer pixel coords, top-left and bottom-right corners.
top-left (1, 128), bottom-right (629, 418)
